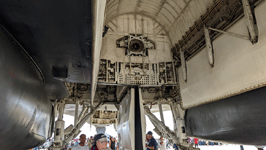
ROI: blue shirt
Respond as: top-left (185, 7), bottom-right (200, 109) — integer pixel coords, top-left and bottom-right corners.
top-left (173, 144), bottom-right (179, 150)
top-left (146, 137), bottom-right (158, 150)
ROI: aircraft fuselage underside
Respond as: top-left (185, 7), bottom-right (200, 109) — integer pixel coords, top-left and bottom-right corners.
top-left (1, 0), bottom-right (266, 150)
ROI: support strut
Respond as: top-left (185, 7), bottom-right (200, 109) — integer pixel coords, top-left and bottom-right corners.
top-left (204, 0), bottom-right (258, 47)
top-left (145, 105), bottom-right (199, 150)
top-left (63, 101), bottom-right (103, 145)
top-left (52, 100), bottom-right (65, 150)
top-left (74, 99), bottom-right (79, 126)
top-left (78, 105), bottom-right (88, 122)
top-left (50, 100), bottom-right (103, 150)
top-left (177, 44), bottom-right (187, 82)
top-left (207, 27), bottom-right (250, 40)
top-left (204, 25), bottom-right (214, 67)
top-left (242, 0), bottom-right (258, 44)
top-left (158, 99), bottom-right (165, 124)
top-left (145, 106), bottom-right (179, 144)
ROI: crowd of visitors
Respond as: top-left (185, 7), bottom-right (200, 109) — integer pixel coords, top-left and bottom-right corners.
top-left (69, 133), bottom-right (119, 150)
top-left (28, 133), bottom-right (264, 150)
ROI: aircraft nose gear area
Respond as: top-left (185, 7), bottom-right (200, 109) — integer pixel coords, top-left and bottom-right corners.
top-left (2, 0), bottom-right (266, 149)
top-left (49, 86), bottom-right (200, 150)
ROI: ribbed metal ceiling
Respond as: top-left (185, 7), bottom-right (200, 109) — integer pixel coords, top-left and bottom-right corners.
top-left (105, 0), bottom-right (214, 44)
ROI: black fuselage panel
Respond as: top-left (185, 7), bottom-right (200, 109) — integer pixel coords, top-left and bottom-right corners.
top-left (186, 86), bottom-right (266, 145)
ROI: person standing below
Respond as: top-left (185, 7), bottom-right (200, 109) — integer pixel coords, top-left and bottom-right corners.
top-left (187, 137), bottom-right (191, 143)
top-left (71, 134), bottom-right (89, 150)
top-left (146, 131), bottom-right (158, 150)
top-left (256, 146), bottom-right (264, 150)
top-left (173, 144), bottom-right (179, 150)
top-left (159, 137), bottom-right (166, 150)
top-left (114, 138), bottom-right (119, 150)
top-left (194, 138), bottom-right (199, 148)
top-left (88, 136), bottom-right (94, 149)
top-left (109, 137), bottom-right (116, 150)
top-left (91, 133), bottom-right (108, 150)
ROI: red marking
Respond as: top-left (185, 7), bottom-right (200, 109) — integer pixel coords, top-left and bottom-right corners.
top-left (150, 102), bottom-right (154, 109)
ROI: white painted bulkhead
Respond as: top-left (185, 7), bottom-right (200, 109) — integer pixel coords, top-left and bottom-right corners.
top-left (101, 14), bottom-right (172, 64)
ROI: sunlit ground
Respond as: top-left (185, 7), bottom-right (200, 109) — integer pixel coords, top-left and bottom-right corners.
top-left (163, 145), bottom-right (261, 150)
top-left (198, 145), bottom-right (259, 150)
top-left (39, 145), bottom-right (262, 150)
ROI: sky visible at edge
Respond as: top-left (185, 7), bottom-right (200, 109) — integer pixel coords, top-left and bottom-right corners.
top-left (64, 110), bottom-right (174, 139)
top-left (63, 111), bottom-right (261, 150)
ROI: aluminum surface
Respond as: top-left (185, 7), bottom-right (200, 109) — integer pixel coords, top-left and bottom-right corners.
top-left (0, 28), bottom-right (52, 149)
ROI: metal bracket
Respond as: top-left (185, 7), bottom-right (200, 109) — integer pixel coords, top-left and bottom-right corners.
top-left (204, 26), bottom-right (250, 67)
top-left (207, 27), bottom-right (250, 40)
top-left (204, 0), bottom-right (258, 45)
top-left (51, 100), bottom-right (65, 150)
top-left (169, 102), bottom-right (187, 144)
top-left (176, 44), bottom-right (187, 82)
top-left (202, 0), bottom-right (258, 68)
top-left (242, 0), bottom-right (258, 44)
top-left (204, 25), bottom-right (214, 67)
top-left (204, 26), bottom-right (251, 67)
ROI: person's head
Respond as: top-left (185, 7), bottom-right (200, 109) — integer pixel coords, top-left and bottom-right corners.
top-left (79, 134), bottom-right (86, 145)
top-left (90, 136), bottom-right (93, 139)
top-left (146, 131), bottom-right (153, 140)
top-left (94, 133), bottom-right (108, 150)
top-left (160, 136), bottom-right (163, 140)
